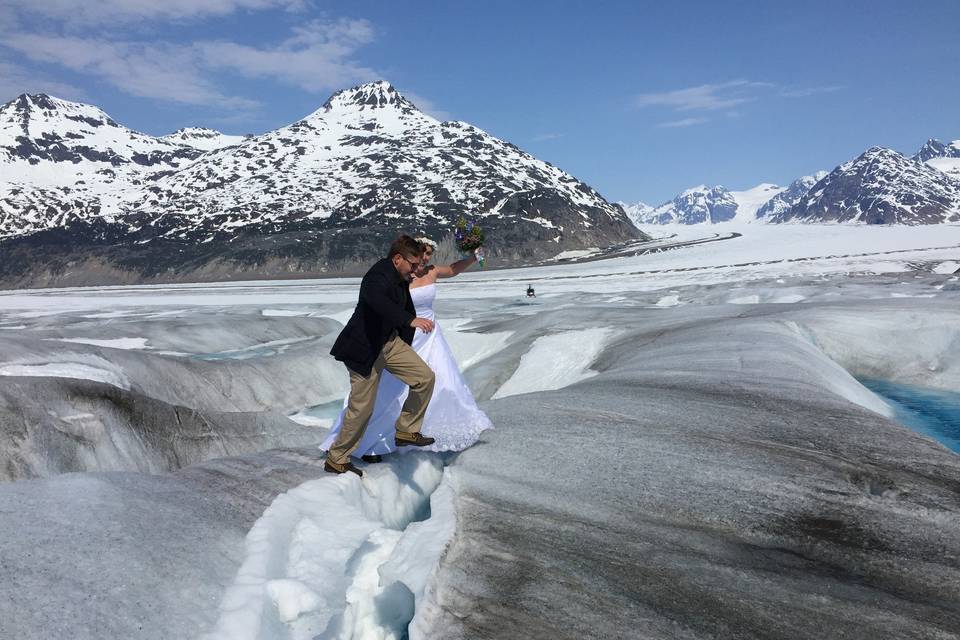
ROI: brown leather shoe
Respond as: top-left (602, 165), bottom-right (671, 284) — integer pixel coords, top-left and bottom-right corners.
top-left (395, 432), bottom-right (435, 447)
top-left (325, 460), bottom-right (363, 476)
top-left (360, 454), bottom-right (383, 463)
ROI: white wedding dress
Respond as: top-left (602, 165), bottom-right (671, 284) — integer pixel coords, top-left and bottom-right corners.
top-left (320, 282), bottom-right (493, 455)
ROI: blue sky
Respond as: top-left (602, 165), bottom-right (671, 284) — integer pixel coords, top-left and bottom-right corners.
top-left (1, 0), bottom-right (957, 204)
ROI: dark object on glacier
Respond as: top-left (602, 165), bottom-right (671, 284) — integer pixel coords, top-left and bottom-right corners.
top-left (526, 284), bottom-right (536, 298)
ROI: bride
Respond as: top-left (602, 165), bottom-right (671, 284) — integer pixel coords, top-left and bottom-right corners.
top-left (320, 238), bottom-right (493, 458)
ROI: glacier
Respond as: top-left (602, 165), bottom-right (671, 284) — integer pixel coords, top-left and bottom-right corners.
top-left (1, 224), bottom-right (959, 639)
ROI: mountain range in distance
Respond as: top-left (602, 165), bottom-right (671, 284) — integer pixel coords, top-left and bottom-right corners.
top-left (622, 139), bottom-right (960, 226)
top-left (1, 79), bottom-right (958, 289)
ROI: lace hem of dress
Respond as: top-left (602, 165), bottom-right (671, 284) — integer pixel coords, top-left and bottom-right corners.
top-left (420, 417), bottom-right (494, 452)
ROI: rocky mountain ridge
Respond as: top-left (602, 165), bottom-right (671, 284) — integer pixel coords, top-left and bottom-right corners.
top-left (626, 136), bottom-right (960, 226)
top-left (0, 82), bottom-right (642, 288)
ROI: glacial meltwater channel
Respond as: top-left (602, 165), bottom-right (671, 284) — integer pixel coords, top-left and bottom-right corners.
top-left (860, 378), bottom-right (960, 454)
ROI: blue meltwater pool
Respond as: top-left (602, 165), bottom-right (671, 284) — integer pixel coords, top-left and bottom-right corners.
top-left (859, 378), bottom-right (960, 454)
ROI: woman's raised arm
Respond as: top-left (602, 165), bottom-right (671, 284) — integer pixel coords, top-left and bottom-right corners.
top-left (433, 249), bottom-right (480, 278)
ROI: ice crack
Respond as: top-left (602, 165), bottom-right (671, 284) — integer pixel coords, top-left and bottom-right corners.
top-left (201, 453), bottom-right (456, 640)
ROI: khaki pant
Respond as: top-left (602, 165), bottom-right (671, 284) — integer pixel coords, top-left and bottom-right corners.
top-left (327, 333), bottom-right (435, 465)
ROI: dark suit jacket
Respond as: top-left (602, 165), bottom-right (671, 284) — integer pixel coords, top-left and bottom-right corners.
top-left (330, 258), bottom-right (416, 376)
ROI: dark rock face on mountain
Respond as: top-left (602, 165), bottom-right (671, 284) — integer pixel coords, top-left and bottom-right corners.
top-left (639, 185), bottom-right (739, 224)
top-left (774, 147), bottom-right (960, 224)
top-left (0, 83), bottom-right (642, 288)
top-left (913, 138), bottom-right (960, 163)
top-left (0, 93), bottom-right (202, 170)
top-left (756, 172), bottom-right (827, 220)
top-left (624, 134), bottom-right (960, 228)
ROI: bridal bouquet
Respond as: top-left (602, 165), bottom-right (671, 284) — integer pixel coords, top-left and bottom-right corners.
top-left (454, 216), bottom-right (486, 267)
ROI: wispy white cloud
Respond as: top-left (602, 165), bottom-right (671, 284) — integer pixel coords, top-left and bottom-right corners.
top-left (198, 18), bottom-right (378, 93)
top-left (0, 2), bottom-right (380, 116)
top-left (0, 60), bottom-right (85, 102)
top-left (2, 33), bottom-right (259, 110)
top-left (4, 0), bottom-right (305, 27)
top-left (531, 132), bottom-right (565, 142)
top-left (0, 14), bottom-right (382, 113)
top-left (638, 79), bottom-right (841, 131)
top-left (779, 85), bottom-right (844, 98)
top-left (635, 80), bottom-right (773, 112)
top-left (657, 117), bottom-right (709, 129)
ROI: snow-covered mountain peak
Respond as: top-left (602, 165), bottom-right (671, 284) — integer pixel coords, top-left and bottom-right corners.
top-left (320, 81), bottom-right (419, 115)
top-left (0, 84), bottom-right (638, 262)
top-left (730, 183), bottom-right (784, 221)
top-left (913, 138), bottom-right (960, 163)
top-left (779, 147), bottom-right (960, 224)
top-left (628, 134), bottom-right (960, 227)
top-left (847, 146), bottom-right (916, 174)
top-left (1, 93), bottom-right (119, 135)
top-left (618, 201), bottom-right (654, 227)
top-left (167, 126), bottom-right (223, 138)
top-left (0, 93), bottom-right (206, 233)
top-left (855, 146), bottom-right (899, 165)
top-left (755, 173), bottom-right (825, 220)
top-left (912, 138), bottom-right (960, 180)
top-left (636, 184), bottom-right (738, 225)
top-left (681, 184), bottom-right (710, 196)
top-left (633, 182), bottom-right (788, 225)
top-left (161, 127), bottom-right (247, 151)
top-left (0, 91), bottom-right (202, 185)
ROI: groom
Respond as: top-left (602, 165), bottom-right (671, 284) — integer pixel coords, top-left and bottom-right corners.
top-left (326, 235), bottom-right (437, 476)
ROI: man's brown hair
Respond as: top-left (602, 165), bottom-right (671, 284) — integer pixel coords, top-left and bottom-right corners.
top-left (387, 234), bottom-right (421, 260)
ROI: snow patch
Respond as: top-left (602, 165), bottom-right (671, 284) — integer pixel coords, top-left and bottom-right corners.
top-left (442, 319), bottom-right (512, 371)
top-left (262, 309), bottom-right (314, 317)
top-left (552, 248), bottom-right (600, 261)
top-left (58, 337), bottom-right (150, 349)
top-left (0, 360), bottom-right (130, 389)
top-left (926, 157), bottom-right (960, 179)
top-left (493, 328), bottom-right (616, 399)
top-left (730, 183), bottom-right (784, 221)
top-left (771, 294), bottom-right (806, 304)
top-left (321, 308), bottom-right (358, 326)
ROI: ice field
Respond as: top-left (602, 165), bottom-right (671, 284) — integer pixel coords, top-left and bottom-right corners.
top-left (1, 223), bottom-right (960, 639)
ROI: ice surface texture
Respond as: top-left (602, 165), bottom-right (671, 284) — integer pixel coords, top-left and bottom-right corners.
top-left (2, 226), bottom-right (960, 638)
top-left (424, 297), bottom-right (960, 639)
top-left (0, 309), bottom-right (346, 479)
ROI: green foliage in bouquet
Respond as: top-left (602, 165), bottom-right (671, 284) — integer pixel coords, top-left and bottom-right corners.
top-left (454, 216), bottom-right (485, 253)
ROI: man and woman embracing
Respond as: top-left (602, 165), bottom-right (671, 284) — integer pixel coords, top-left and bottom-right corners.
top-left (322, 234), bottom-right (490, 476)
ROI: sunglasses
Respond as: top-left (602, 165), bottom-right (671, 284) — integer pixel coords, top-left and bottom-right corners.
top-left (401, 255), bottom-right (422, 268)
